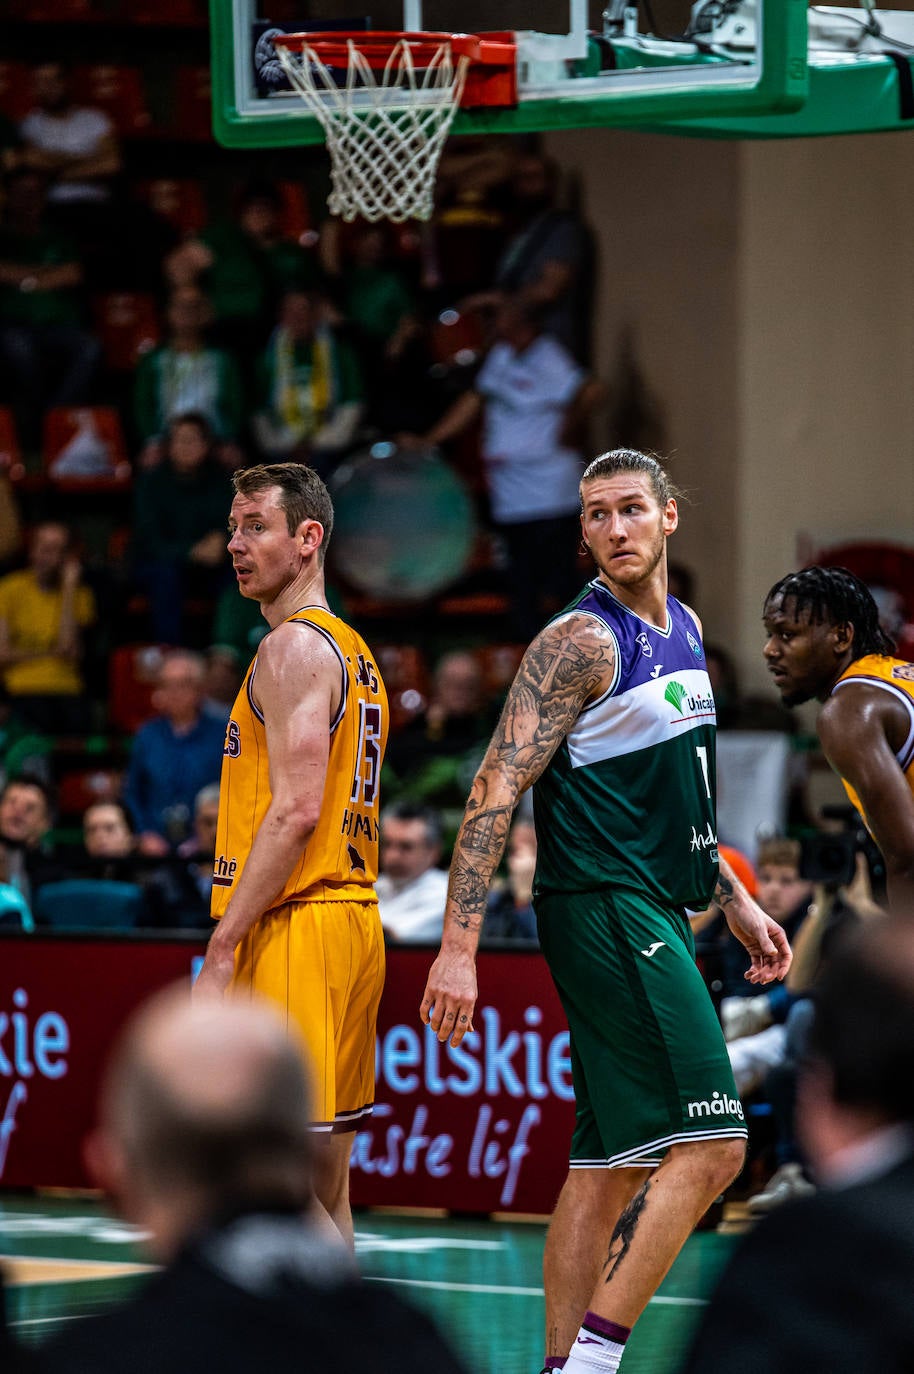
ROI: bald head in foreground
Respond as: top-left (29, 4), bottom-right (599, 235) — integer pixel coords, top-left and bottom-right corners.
top-left (33, 987), bottom-right (468, 1374)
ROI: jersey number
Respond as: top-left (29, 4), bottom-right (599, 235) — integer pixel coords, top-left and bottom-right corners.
top-left (351, 701), bottom-right (382, 806)
top-left (696, 745), bottom-right (711, 799)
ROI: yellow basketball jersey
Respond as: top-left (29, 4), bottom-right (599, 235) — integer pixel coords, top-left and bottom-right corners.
top-left (832, 654), bottom-right (914, 823)
top-left (211, 605), bottom-right (388, 914)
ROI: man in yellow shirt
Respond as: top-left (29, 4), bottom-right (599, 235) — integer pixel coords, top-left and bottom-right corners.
top-left (0, 521), bottom-right (95, 733)
top-left (195, 463), bottom-right (388, 1248)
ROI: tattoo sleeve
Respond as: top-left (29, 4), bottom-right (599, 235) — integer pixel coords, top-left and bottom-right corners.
top-left (443, 615), bottom-right (614, 936)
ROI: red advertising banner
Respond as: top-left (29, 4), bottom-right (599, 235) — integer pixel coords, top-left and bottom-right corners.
top-left (350, 948), bottom-right (576, 1215)
top-left (0, 935), bottom-right (206, 1189)
top-left (0, 936), bottom-right (574, 1214)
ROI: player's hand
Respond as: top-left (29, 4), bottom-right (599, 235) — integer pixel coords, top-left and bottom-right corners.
top-left (725, 903), bottom-right (793, 984)
top-left (192, 940), bottom-right (235, 1001)
top-left (420, 948), bottom-right (477, 1048)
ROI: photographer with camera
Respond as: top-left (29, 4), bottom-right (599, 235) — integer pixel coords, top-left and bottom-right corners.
top-left (763, 565), bottom-right (914, 913)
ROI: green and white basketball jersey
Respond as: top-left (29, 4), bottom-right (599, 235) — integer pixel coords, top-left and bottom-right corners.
top-left (533, 581), bottom-right (719, 908)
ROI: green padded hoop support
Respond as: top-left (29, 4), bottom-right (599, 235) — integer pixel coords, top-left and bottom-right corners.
top-left (643, 52), bottom-right (914, 138)
top-left (209, 0), bottom-right (809, 150)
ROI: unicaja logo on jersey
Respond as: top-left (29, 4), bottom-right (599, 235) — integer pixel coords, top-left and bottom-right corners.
top-left (665, 681), bottom-right (687, 712)
top-left (687, 1091), bottom-right (744, 1121)
top-left (666, 680), bottom-right (715, 718)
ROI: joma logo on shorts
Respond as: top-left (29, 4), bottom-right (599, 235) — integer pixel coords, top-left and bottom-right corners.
top-left (687, 1091), bottom-right (744, 1121)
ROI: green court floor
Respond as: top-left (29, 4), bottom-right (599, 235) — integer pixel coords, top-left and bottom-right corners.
top-left (2, 1194), bottom-right (740, 1372)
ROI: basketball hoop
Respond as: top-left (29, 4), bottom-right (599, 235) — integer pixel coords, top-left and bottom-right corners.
top-left (272, 31), bottom-right (515, 224)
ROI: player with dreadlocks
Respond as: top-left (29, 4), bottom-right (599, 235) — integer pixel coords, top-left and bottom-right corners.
top-left (763, 565), bottom-right (914, 910)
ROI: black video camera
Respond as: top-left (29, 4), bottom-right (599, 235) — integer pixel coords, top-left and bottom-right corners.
top-left (799, 805), bottom-right (886, 894)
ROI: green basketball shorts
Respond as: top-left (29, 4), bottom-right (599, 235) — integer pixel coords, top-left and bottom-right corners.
top-left (535, 885), bottom-right (747, 1168)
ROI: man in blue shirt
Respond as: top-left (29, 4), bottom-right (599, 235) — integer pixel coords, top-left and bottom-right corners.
top-left (124, 650), bottom-right (225, 854)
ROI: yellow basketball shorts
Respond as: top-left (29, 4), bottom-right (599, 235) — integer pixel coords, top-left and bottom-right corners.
top-left (230, 898), bottom-right (386, 1133)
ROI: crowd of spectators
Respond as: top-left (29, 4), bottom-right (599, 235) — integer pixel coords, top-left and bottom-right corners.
top-left (0, 57), bottom-right (602, 945)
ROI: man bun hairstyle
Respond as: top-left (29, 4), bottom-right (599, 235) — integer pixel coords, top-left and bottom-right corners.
top-left (580, 449), bottom-right (682, 510)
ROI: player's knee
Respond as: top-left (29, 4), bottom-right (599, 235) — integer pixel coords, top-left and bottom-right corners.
top-left (702, 1136), bottom-right (747, 1191)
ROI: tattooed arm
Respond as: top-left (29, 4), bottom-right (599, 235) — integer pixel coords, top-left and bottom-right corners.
top-left (715, 855), bottom-right (792, 985)
top-left (419, 613), bottom-right (614, 1046)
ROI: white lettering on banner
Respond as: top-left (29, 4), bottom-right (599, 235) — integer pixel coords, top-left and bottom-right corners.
top-left (357, 1003), bottom-right (572, 1204)
top-left (375, 1005), bottom-right (573, 1101)
top-left (0, 988), bottom-right (71, 1181)
top-left (467, 1103), bottom-right (541, 1206)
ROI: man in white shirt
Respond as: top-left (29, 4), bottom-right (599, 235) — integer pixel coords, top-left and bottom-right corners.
top-left (376, 802), bottom-right (449, 944)
top-left (18, 63), bottom-right (120, 207)
top-left (407, 296), bottom-right (603, 639)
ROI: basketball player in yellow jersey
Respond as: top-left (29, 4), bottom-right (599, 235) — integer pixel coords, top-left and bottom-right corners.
top-left (763, 565), bottom-right (914, 911)
top-left (194, 462), bottom-right (388, 1245)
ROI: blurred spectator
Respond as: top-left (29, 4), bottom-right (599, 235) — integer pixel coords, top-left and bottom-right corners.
top-left (681, 914), bottom-right (914, 1374)
top-left (0, 167), bottom-right (100, 449)
top-left (482, 816), bottom-right (538, 942)
top-left (144, 782), bottom-right (219, 930)
top-left (165, 180), bottom-right (320, 370)
top-left (133, 287), bottom-right (244, 468)
top-left (31, 987), bottom-right (468, 1374)
top-left (17, 63), bottom-right (120, 215)
top-left (384, 650), bottom-right (494, 808)
top-left (202, 647), bottom-right (244, 724)
top-left (405, 297), bottom-right (602, 640)
top-left (667, 560), bottom-right (696, 608)
top-left (376, 802), bottom-right (449, 944)
top-left (252, 288), bottom-right (363, 470)
top-left (0, 774), bottom-right (62, 915)
top-left (132, 412), bottom-right (232, 646)
top-left (0, 521), bottom-right (96, 734)
top-left (320, 221), bottom-right (415, 412)
top-left (123, 650), bottom-right (225, 857)
top-left (461, 152), bottom-right (593, 361)
top-left (208, 581), bottom-right (270, 671)
top-left (83, 800), bottom-right (134, 863)
top-left (0, 846), bottom-right (34, 930)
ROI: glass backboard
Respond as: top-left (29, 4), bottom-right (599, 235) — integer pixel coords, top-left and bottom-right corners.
top-left (210, 0), bottom-right (809, 149)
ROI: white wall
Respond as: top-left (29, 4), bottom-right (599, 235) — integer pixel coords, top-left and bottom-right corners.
top-left (544, 125), bottom-right (914, 692)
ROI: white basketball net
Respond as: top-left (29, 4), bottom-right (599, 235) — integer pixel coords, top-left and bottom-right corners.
top-left (275, 37), bottom-right (470, 224)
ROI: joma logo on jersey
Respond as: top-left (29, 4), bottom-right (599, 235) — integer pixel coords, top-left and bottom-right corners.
top-left (687, 1091), bottom-right (744, 1121)
top-left (664, 681), bottom-right (714, 716)
top-left (212, 854), bottom-right (238, 887)
top-left (690, 822), bottom-right (718, 855)
top-left (892, 664), bottom-right (914, 682)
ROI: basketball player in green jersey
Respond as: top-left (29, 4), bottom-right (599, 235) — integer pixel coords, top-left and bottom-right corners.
top-left (421, 449), bottom-right (792, 1374)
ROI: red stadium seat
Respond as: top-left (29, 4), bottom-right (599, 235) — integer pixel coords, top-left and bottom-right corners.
top-left (0, 62), bottom-right (34, 122)
top-left (71, 64), bottom-right (151, 136)
top-left (42, 406), bottom-right (131, 492)
top-left (91, 292), bottom-right (160, 372)
top-left (57, 767), bottom-right (124, 820)
top-left (474, 643), bottom-right (526, 701)
top-left (277, 181), bottom-right (314, 245)
top-left (0, 409), bottom-right (25, 483)
top-left (172, 66), bottom-right (212, 142)
top-left (108, 644), bottom-right (168, 734)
